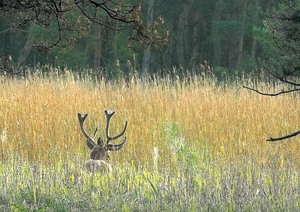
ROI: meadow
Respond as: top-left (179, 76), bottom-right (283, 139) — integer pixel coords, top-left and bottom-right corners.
top-left (0, 69), bottom-right (299, 211)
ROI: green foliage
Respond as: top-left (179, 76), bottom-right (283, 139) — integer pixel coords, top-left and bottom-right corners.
top-left (264, 0), bottom-right (300, 75)
top-left (163, 122), bottom-right (206, 172)
top-left (236, 54), bottom-right (259, 73)
top-left (212, 20), bottom-right (243, 41)
top-left (0, 0), bottom-right (294, 80)
top-left (253, 26), bottom-right (280, 68)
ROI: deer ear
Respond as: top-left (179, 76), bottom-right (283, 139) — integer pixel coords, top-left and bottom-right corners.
top-left (97, 137), bottom-right (105, 147)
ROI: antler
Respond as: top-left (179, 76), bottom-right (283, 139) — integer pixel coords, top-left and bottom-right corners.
top-left (104, 109), bottom-right (128, 151)
top-left (78, 110), bottom-right (128, 151)
top-left (77, 113), bottom-right (98, 150)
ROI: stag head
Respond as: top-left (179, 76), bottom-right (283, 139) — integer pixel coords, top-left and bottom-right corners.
top-left (77, 109), bottom-right (128, 171)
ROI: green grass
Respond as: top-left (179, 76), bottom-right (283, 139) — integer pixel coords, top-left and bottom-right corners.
top-left (0, 156), bottom-right (299, 211)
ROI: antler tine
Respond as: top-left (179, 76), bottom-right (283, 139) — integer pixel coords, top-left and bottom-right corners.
top-left (111, 121), bottom-right (128, 140)
top-left (104, 110), bottom-right (114, 143)
top-left (107, 137), bottom-right (127, 151)
top-left (93, 126), bottom-right (99, 137)
top-left (77, 113), bottom-right (97, 150)
top-left (104, 109), bottom-right (128, 144)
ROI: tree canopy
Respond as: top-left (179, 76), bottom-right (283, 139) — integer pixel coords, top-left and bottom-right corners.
top-left (0, 0), bottom-right (296, 79)
top-left (0, 1), bottom-right (168, 48)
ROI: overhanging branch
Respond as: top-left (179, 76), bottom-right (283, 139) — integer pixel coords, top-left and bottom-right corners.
top-left (267, 130), bottom-right (300, 141)
top-left (243, 66), bottom-right (300, 141)
top-left (264, 66), bottom-right (300, 86)
top-left (242, 85), bottom-right (300, 96)
top-left (0, 0), bottom-right (168, 49)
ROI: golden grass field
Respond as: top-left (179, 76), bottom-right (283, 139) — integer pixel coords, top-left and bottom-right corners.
top-left (0, 71), bottom-right (299, 210)
top-left (0, 72), bottom-right (299, 171)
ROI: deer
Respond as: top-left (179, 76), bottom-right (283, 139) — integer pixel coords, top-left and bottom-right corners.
top-left (77, 109), bottom-right (128, 172)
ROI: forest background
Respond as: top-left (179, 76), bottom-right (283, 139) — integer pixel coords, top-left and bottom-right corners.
top-left (0, 0), bottom-right (293, 79)
top-left (0, 1), bottom-right (300, 210)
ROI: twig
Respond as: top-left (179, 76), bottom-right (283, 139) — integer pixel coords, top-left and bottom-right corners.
top-left (263, 65), bottom-right (300, 87)
top-left (267, 130), bottom-right (300, 141)
top-left (243, 85), bottom-right (300, 96)
top-left (243, 83), bottom-right (300, 141)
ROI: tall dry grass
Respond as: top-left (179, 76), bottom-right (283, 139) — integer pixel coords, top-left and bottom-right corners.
top-left (0, 70), bottom-right (299, 210)
top-left (0, 71), bottom-right (299, 171)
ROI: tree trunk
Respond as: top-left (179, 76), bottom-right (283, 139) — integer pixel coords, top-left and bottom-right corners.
top-left (227, 0), bottom-right (248, 70)
top-left (236, 0), bottom-right (247, 66)
top-left (188, 11), bottom-right (200, 68)
top-left (251, 39), bottom-right (257, 58)
top-left (212, 0), bottom-right (223, 67)
top-left (250, 1), bottom-right (259, 59)
top-left (18, 34), bottom-right (34, 66)
top-left (176, 0), bottom-right (194, 68)
top-left (142, 0), bottom-right (155, 73)
top-left (94, 26), bottom-right (102, 69)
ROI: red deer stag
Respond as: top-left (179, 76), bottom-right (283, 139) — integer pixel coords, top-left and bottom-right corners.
top-left (77, 109), bottom-right (128, 172)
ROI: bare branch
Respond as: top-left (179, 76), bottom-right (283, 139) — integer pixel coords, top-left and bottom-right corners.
top-left (264, 66), bottom-right (300, 87)
top-left (243, 85), bottom-right (300, 96)
top-left (243, 73), bottom-right (300, 141)
top-left (0, 0), bottom-right (168, 49)
top-left (267, 130), bottom-right (300, 141)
